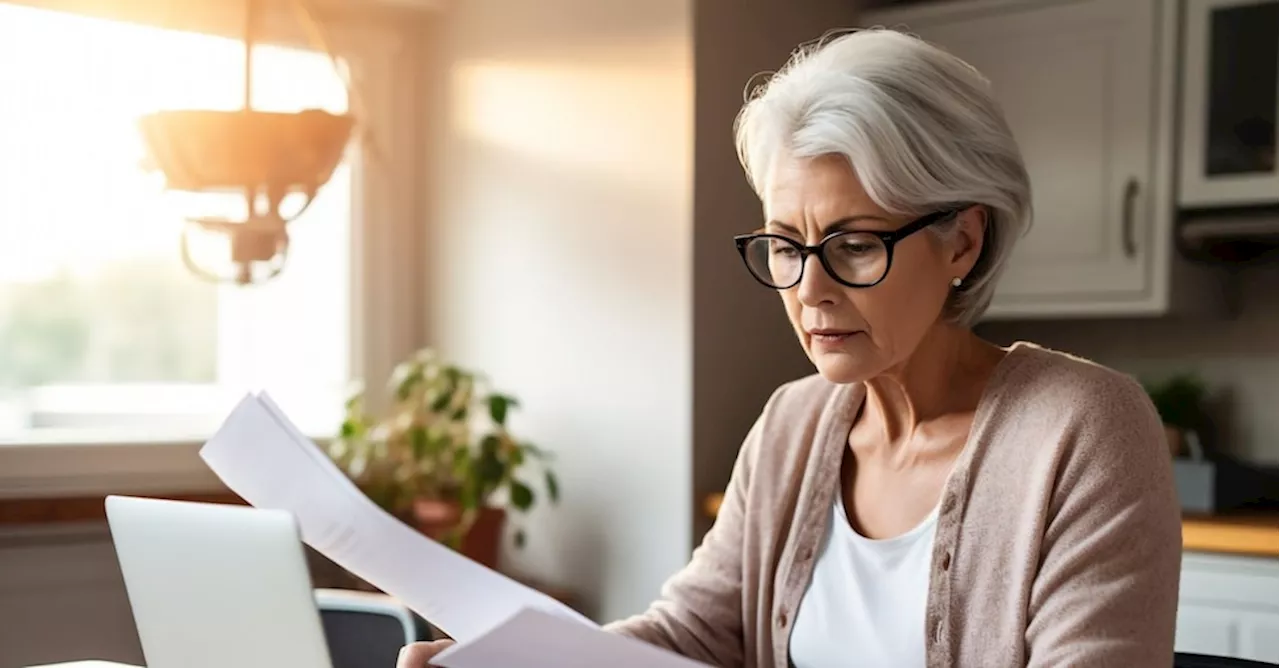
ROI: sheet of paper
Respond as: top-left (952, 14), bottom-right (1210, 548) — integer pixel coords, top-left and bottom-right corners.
top-left (198, 393), bottom-right (594, 643)
top-left (26, 663), bottom-right (141, 668)
top-left (433, 608), bottom-right (711, 668)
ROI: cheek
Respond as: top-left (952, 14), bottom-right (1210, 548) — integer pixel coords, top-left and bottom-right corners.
top-left (890, 242), bottom-right (952, 303)
top-left (780, 291), bottom-right (804, 330)
top-left (857, 252), bottom-right (950, 343)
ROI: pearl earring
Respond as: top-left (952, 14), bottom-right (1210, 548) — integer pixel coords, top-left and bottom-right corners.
top-left (951, 277), bottom-right (962, 288)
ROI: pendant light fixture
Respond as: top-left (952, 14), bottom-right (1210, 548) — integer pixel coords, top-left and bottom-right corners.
top-left (137, 0), bottom-right (355, 285)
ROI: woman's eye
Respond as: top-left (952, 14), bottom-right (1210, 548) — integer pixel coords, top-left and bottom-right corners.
top-left (838, 240), bottom-right (875, 255)
top-left (769, 242), bottom-right (799, 257)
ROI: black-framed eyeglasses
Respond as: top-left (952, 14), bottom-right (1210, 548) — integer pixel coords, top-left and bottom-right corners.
top-left (733, 208), bottom-right (963, 290)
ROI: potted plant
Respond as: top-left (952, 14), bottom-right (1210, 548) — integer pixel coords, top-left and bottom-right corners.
top-left (1142, 372), bottom-right (1210, 459)
top-left (325, 348), bottom-right (560, 569)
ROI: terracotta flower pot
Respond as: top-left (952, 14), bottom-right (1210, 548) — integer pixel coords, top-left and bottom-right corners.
top-left (409, 498), bottom-right (507, 569)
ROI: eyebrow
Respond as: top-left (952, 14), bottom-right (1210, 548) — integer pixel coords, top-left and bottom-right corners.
top-left (764, 215), bottom-right (892, 237)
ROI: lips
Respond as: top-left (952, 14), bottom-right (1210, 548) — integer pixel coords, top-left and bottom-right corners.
top-left (807, 328), bottom-right (860, 347)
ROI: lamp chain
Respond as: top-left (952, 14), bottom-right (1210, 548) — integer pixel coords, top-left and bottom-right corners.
top-left (243, 0), bottom-right (256, 111)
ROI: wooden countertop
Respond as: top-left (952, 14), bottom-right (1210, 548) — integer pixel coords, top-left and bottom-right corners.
top-left (1182, 513), bottom-right (1278, 557)
top-left (703, 492), bottom-right (1277, 558)
top-left (7, 490), bottom-right (1275, 558)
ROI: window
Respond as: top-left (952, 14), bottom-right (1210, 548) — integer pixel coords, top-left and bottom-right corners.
top-left (0, 4), bottom-right (353, 442)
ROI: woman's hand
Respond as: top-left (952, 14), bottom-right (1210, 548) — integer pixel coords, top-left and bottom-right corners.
top-left (396, 640), bottom-right (455, 667)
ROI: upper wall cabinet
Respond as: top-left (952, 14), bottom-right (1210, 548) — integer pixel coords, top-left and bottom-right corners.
top-left (864, 0), bottom-right (1214, 319)
top-left (1178, 0), bottom-right (1278, 208)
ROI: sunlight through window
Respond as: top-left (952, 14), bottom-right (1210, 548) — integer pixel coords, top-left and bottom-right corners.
top-left (0, 4), bottom-right (352, 440)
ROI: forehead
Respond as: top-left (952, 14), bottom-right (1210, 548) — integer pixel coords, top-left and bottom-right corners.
top-left (762, 153), bottom-right (884, 222)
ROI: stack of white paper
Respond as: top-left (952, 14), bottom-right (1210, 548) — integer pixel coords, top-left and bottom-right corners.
top-left (198, 393), bottom-right (709, 668)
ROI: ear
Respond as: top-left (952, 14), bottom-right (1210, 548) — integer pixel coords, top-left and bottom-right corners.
top-left (947, 205), bottom-right (987, 282)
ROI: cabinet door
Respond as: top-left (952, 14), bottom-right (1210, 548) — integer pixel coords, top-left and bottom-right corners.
top-left (1175, 606), bottom-right (1280, 662)
top-left (1176, 604), bottom-right (1239, 657)
top-left (1242, 611), bottom-right (1280, 663)
top-left (865, 0), bottom-right (1159, 316)
top-left (1178, 552), bottom-right (1280, 662)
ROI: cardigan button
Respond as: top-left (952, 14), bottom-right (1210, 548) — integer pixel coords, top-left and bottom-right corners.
top-left (941, 551), bottom-right (952, 571)
top-left (777, 609), bottom-right (789, 628)
top-left (934, 619), bottom-right (944, 642)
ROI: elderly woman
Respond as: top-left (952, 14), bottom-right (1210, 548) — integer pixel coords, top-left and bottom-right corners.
top-left (399, 27), bottom-right (1182, 668)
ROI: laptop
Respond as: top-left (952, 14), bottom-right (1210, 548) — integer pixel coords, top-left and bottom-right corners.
top-left (104, 495), bottom-right (334, 668)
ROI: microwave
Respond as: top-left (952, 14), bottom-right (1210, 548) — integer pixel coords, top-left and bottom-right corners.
top-left (1177, 0), bottom-right (1278, 209)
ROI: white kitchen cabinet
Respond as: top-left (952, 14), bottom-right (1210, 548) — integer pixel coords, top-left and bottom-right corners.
top-left (1177, 552), bottom-right (1280, 663)
top-left (864, 0), bottom-right (1216, 319)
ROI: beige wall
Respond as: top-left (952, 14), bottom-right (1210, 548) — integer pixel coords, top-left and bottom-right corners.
top-left (978, 264), bottom-right (1279, 465)
top-left (422, 0), bottom-right (695, 622)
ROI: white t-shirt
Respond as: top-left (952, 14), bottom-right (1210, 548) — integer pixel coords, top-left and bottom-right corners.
top-left (788, 493), bottom-right (939, 668)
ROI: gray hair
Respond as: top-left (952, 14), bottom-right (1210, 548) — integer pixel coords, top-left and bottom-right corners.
top-left (734, 28), bottom-right (1032, 325)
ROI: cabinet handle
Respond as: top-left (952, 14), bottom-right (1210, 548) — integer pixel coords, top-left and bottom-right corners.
top-left (1122, 178), bottom-right (1140, 258)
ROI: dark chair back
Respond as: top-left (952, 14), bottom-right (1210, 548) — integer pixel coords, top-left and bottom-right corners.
top-left (314, 588), bottom-right (435, 668)
top-left (1175, 652), bottom-right (1278, 668)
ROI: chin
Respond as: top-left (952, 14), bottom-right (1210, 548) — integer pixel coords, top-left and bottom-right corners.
top-left (809, 349), bottom-right (877, 385)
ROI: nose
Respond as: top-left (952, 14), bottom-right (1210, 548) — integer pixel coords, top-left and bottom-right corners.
top-left (795, 252), bottom-right (839, 307)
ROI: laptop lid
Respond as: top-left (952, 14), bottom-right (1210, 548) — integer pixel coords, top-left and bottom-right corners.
top-left (105, 495), bottom-right (333, 668)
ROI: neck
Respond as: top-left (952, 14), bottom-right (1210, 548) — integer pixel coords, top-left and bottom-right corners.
top-left (861, 325), bottom-right (1001, 443)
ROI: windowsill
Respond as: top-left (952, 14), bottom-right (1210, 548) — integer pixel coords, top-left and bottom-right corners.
top-left (0, 487), bottom-right (246, 529)
top-left (0, 431), bottom-right (336, 504)
top-left (0, 439), bottom-right (223, 501)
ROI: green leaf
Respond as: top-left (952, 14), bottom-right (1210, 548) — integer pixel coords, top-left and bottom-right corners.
top-left (409, 426), bottom-right (429, 460)
top-left (476, 440), bottom-right (505, 489)
top-left (442, 526), bottom-right (465, 551)
top-left (1144, 373), bottom-right (1208, 429)
top-left (429, 431), bottom-right (451, 456)
top-left (343, 386), bottom-right (365, 411)
top-left (488, 394), bottom-right (516, 426)
top-left (523, 442), bottom-right (552, 460)
top-left (452, 444), bottom-right (470, 467)
top-left (459, 477), bottom-right (481, 510)
top-left (544, 470), bottom-right (560, 504)
top-left (510, 480), bottom-right (535, 511)
top-left (394, 364), bottom-right (425, 401)
top-left (513, 528), bottom-right (527, 549)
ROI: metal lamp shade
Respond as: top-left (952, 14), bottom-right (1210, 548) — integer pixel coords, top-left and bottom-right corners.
top-left (137, 108), bottom-right (354, 195)
top-left (138, 108), bottom-right (354, 285)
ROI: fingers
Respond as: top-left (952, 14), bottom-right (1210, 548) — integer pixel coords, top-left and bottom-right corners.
top-left (396, 640), bottom-right (456, 668)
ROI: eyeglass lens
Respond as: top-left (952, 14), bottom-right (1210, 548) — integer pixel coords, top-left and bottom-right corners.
top-left (743, 232), bottom-right (889, 288)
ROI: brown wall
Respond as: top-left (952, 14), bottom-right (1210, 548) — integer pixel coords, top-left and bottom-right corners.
top-left (691, 0), bottom-right (862, 539)
top-left (978, 264), bottom-right (1279, 464)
